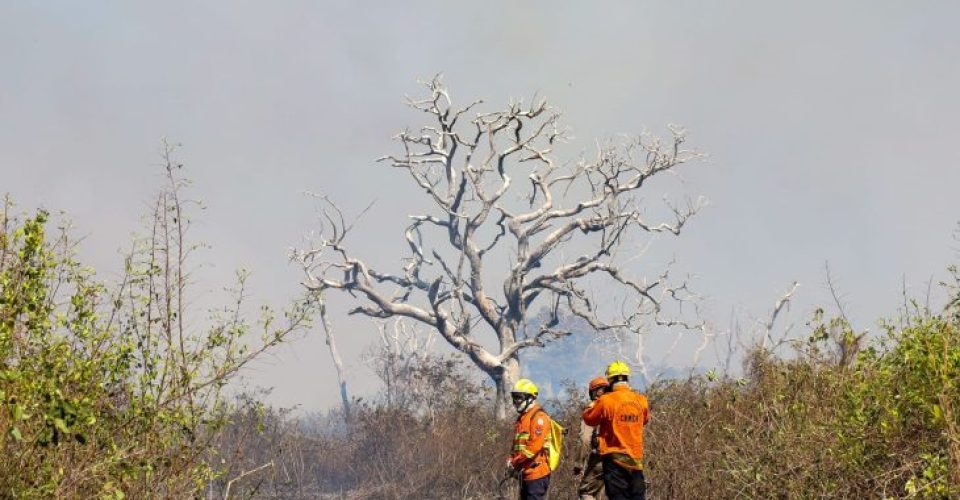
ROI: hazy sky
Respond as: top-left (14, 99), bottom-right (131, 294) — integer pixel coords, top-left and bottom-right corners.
top-left (3, 1), bottom-right (959, 410)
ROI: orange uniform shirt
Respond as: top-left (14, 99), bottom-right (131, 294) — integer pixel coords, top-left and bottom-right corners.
top-left (509, 403), bottom-right (552, 480)
top-left (581, 384), bottom-right (650, 470)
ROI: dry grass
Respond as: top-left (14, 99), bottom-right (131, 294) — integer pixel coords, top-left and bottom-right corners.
top-left (216, 314), bottom-right (960, 499)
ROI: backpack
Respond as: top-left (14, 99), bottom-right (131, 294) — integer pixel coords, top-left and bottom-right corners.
top-left (534, 409), bottom-right (565, 471)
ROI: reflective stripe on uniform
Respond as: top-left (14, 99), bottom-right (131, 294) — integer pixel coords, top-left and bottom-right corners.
top-left (609, 452), bottom-right (643, 470)
top-left (515, 445), bottom-right (537, 458)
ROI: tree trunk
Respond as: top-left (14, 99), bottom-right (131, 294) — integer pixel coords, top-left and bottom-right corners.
top-left (319, 300), bottom-right (351, 422)
top-left (491, 356), bottom-right (521, 420)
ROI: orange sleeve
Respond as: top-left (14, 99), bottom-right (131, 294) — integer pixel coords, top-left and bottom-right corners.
top-left (509, 434), bottom-right (530, 468)
top-left (582, 399), bottom-right (603, 426)
top-left (509, 420), bottom-right (526, 467)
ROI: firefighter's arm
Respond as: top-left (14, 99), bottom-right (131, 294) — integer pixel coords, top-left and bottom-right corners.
top-left (582, 399), bottom-right (603, 426)
top-left (509, 445), bottom-right (532, 469)
top-left (509, 429), bottom-right (534, 469)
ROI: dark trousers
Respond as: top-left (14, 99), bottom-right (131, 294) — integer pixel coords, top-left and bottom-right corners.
top-left (520, 475), bottom-right (550, 500)
top-left (602, 457), bottom-right (645, 500)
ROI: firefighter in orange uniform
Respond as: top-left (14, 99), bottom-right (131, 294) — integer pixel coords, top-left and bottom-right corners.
top-left (582, 361), bottom-right (649, 500)
top-left (507, 379), bottom-right (552, 500)
top-left (577, 376), bottom-right (610, 499)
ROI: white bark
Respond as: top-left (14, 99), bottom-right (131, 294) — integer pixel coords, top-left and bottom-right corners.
top-left (294, 77), bottom-right (705, 419)
top-left (317, 294), bottom-right (350, 421)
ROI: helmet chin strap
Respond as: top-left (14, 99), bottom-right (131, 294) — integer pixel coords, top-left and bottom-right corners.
top-left (513, 396), bottom-right (533, 414)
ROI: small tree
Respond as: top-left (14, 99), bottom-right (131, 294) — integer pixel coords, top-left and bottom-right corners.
top-left (294, 78), bottom-right (704, 418)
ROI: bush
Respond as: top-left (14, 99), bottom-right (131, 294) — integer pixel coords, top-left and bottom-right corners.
top-left (212, 353), bottom-right (513, 499)
top-left (0, 161), bottom-right (311, 498)
top-left (645, 310), bottom-right (960, 499)
top-left (215, 301), bottom-right (960, 498)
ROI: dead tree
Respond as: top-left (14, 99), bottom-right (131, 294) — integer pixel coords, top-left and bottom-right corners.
top-left (294, 77), bottom-right (705, 418)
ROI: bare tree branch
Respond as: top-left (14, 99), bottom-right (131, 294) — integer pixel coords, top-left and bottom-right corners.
top-left (296, 77), bottom-right (706, 417)
top-left (763, 281), bottom-right (800, 350)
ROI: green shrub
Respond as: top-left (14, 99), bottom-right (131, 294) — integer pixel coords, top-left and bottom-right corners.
top-left (0, 163), bottom-right (311, 498)
top-left (644, 308), bottom-right (960, 499)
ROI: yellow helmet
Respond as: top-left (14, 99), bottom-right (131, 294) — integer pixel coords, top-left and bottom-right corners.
top-left (511, 378), bottom-right (539, 397)
top-left (605, 360), bottom-right (631, 379)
